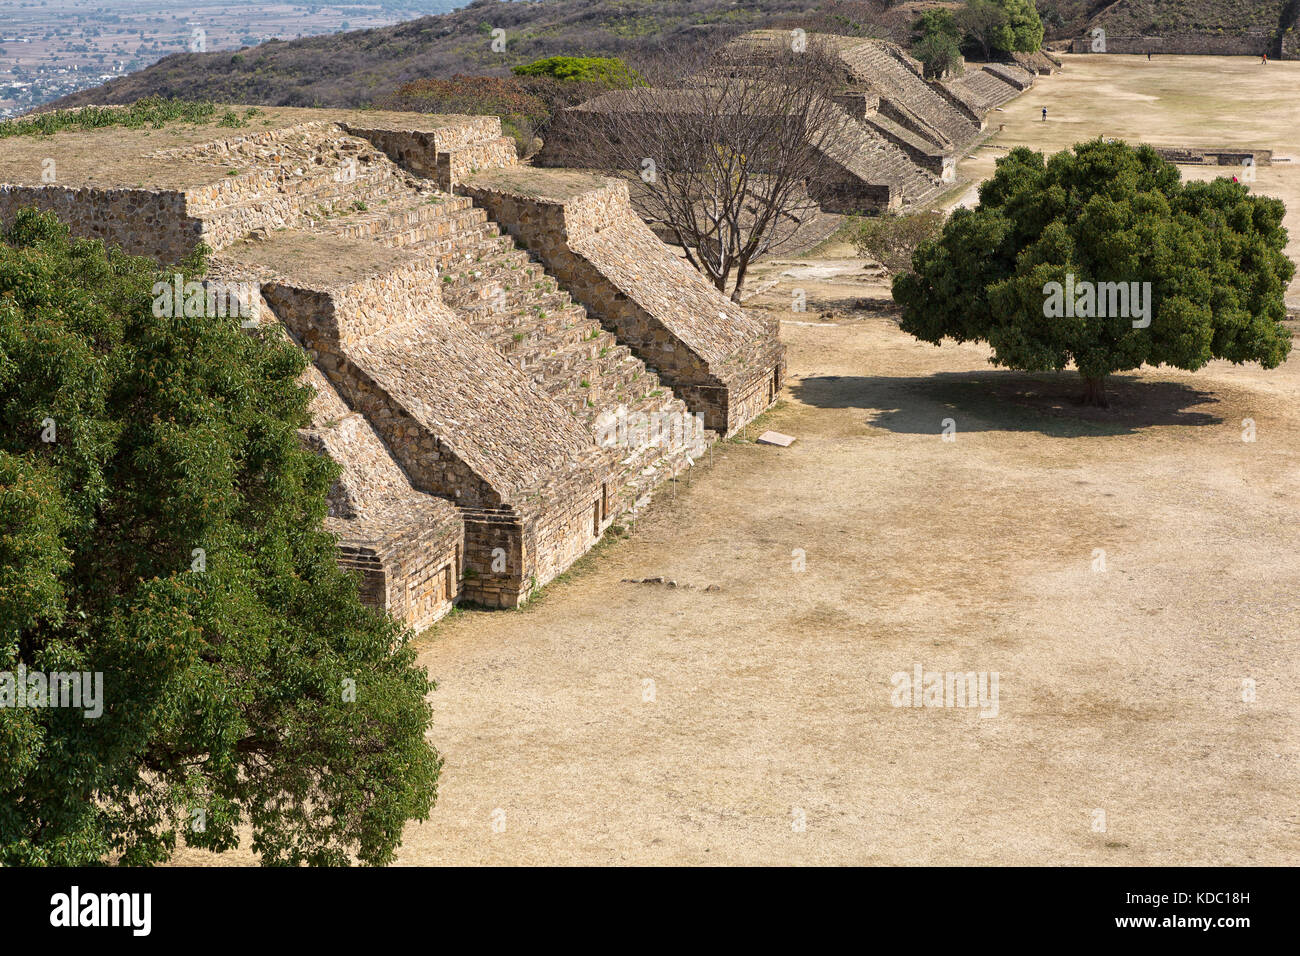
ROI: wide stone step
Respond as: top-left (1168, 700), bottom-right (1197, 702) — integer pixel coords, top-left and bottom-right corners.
top-left (488, 311), bottom-right (599, 355)
top-left (293, 170), bottom-right (421, 214)
top-left (323, 192), bottom-right (479, 242)
top-left (440, 254), bottom-right (543, 300)
top-left (370, 206), bottom-right (490, 248)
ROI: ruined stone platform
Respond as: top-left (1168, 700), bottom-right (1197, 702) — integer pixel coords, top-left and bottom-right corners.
top-left (541, 31), bottom-right (1039, 214)
top-left (0, 106), bottom-right (784, 627)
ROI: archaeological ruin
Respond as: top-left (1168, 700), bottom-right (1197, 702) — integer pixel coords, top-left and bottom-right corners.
top-left (541, 30), bottom-right (1047, 214)
top-left (0, 107), bottom-right (784, 630)
top-left (0, 31), bottom-right (1038, 632)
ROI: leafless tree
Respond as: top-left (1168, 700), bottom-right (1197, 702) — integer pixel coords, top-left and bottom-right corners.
top-left (561, 35), bottom-right (862, 301)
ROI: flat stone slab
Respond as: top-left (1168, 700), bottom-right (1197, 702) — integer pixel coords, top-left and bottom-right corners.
top-left (756, 431), bottom-right (796, 447)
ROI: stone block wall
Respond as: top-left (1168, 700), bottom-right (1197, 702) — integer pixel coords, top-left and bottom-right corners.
top-left (0, 184), bottom-right (199, 262)
top-left (1151, 146), bottom-right (1273, 167)
top-left (332, 509), bottom-right (461, 632)
top-left (343, 115), bottom-right (517, 190)
top-left (833, 91), bottom-right (883, 119)
top-left (1070, 34), bottom-right (1276, 56)
top-left (460, 508), bottom-right (524, 609)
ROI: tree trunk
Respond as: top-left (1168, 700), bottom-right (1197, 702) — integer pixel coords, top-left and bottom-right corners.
top-left (1082, 375), bottom-right (1109, 407)
top-left (730, 259), bottom-right (750, 303)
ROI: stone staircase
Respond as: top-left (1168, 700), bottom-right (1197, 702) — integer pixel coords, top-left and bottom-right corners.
top-left (837, 37), bottom-right (980, 148)
top-left (829, 112), bottom-right (948, 210)
top-left (960, 69), bottom-right (1025, 110)
top-left (422, 201), bottom-right (716, 506)
top-left (294, 160), bottom-right (715, 508)
top-left (179, 125), bottom-right (442, 250)
top-left (192, 122), bottom-right (714, 509)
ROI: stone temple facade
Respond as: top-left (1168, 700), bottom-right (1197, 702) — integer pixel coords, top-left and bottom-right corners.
top-left (0, 107), bottom-right (784, 629)
top-left (541, 30), bottom-right (1046, 213)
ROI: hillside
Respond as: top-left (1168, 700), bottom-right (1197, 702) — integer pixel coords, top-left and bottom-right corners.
top-left (1079, 0), bottom-right (1300, 56)
top-left (45, 0), bottom-right (895, 111)
top-left (42, 0), bottom-right (1299, 116)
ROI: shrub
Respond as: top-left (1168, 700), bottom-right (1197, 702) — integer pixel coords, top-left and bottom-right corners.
top-left (850, 211), bottom-right (946, 274)
top-left (0, 96), bottom-right (217, 139)
top-left (511, 55), bottom-right (643, 88)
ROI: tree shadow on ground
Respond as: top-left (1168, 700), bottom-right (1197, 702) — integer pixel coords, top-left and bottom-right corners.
top-left (791, 370), bottom-right (1225, 438)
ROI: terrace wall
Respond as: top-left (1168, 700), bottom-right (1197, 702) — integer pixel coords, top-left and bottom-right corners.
top-left (0, 184), bottom-right (199, 262)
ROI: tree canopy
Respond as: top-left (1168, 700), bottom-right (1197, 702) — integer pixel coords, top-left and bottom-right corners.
top-left (995, 0), bottom-right (1045, 53)
top-left (958, 0), bottom-right (1043, 59)
top-left (0, 209), bottom-right (440, 865)
top-left (893, 140), bottom-right (1295, 405)
top-left (911, 10), bottom-right (964, 77)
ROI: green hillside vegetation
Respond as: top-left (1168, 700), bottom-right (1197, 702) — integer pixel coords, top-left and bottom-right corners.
top-left (512, 55), bottom-right (642, 88)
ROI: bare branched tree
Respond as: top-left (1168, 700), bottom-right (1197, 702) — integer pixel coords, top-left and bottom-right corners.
top-left (561, 35), bottom-right (861, 301)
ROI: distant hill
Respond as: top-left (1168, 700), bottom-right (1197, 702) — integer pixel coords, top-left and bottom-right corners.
top-left (46, 0), bottom-right (1295, 117)
top-left (45, 0), bottom-right (908, 112)
top-left (1072, 0), bottom-right (1300, 56)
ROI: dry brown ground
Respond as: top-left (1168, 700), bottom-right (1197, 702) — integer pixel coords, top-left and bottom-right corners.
top-left (175, 55), bottom-right (1300, 867)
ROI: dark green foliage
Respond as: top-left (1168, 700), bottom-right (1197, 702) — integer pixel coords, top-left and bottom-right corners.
top-left (0, 210), bottom-right (439, 865)
top-left (914, 9), bottom-right (962, 44)
top-left (997, 0), bottom-right (1046, 52)
top-left (913, 33), bottom-right (965, 77)
top-left (893, 140), bottom-right (1295, 403)
top-left (959, 0), bottom-right (1043, 57)
top-left (911, 10), bottom-right (965, 76)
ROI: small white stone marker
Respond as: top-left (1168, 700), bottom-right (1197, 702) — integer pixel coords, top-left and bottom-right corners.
top-left (756, 430), bottom-right (796, 447)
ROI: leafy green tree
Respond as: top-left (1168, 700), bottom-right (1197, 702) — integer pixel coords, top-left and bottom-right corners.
top-left (914, 10), bottom-right (962, 46)
top-left (997, 0), bottom-right (1045, 52)
top-left (958, 0), bottom-right (1009, 60)
top-left (0, 210), bottom-right (440, 865)
top-left (958, 0), bottom-right (1043, 58)
top-left (913, 33), bottom-right (964, 77)
top-left (911, 10), bottom-right (964, 77)
top-left (512, 55), bottom-right (642, 89)
top-left (893, 140), bottom-right (1295, 406)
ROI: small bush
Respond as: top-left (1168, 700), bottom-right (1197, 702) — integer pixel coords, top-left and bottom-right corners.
top-left (849, 211), bottom-right (945, 274)
top-left (511, 55), bottom-right (643, 88)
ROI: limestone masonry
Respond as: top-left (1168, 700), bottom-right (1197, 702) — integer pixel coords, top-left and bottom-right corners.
top-left (0, 106), bottom-right (784, 630)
